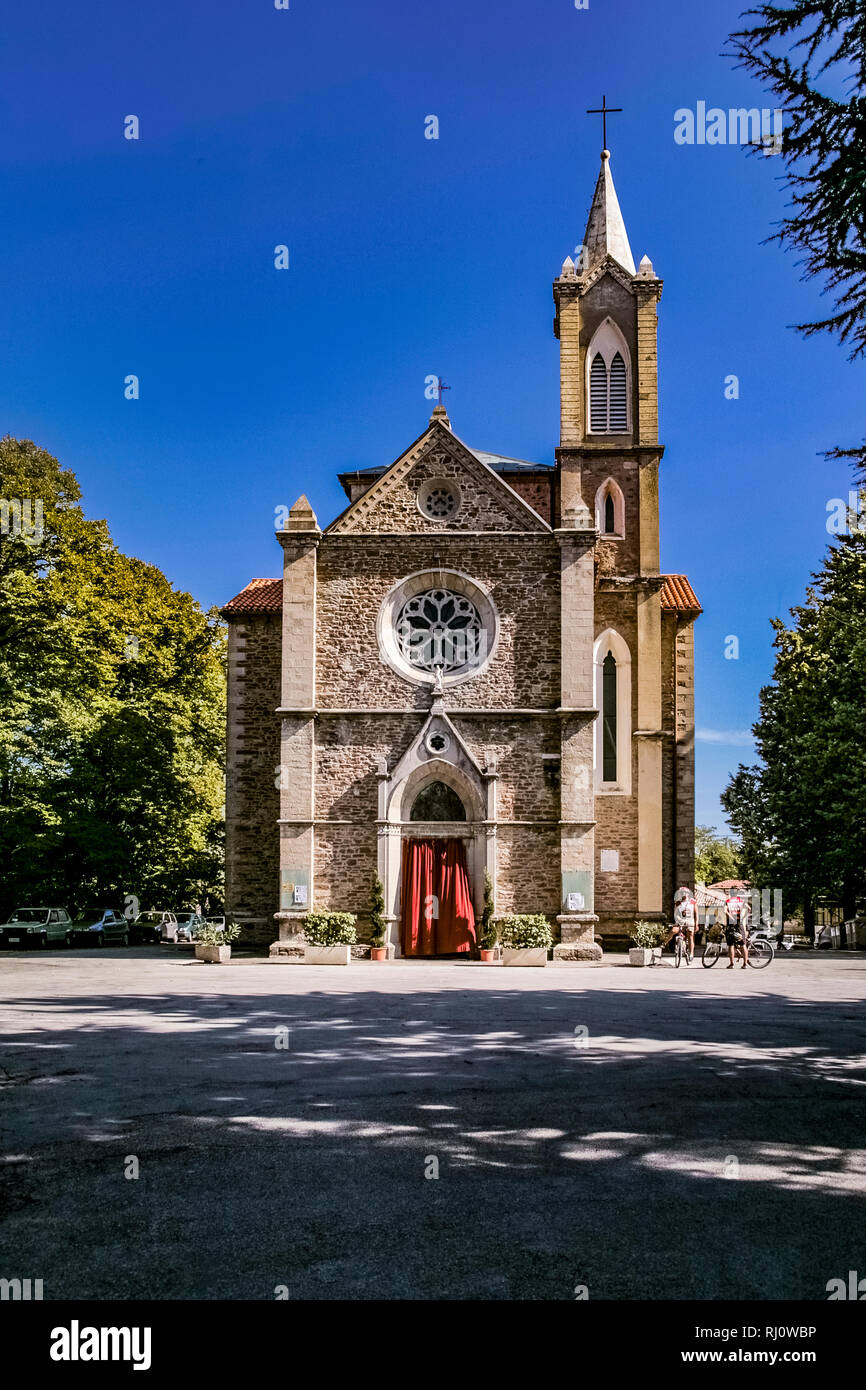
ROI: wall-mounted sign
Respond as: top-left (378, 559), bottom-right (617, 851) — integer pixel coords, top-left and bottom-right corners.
top-left (566, 892), bottom-right (584, 912)
top-left (293, 884), bottom-right (308, 906)
top-left (600, 850), bottom-right (620, 873)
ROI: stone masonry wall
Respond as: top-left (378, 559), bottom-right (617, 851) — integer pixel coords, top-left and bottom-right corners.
top-left (316, 536), bottom-right (561, 711)
top-left (224, 615), bottom-right (281, 938)
top-left (504, 474), bottom-right (554, 526)
top-left (593, 590), bottom-right (640, 931)
top-left (335, 450), bottom-right (547, 536)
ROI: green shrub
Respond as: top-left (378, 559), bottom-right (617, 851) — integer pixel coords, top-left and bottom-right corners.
top-left (631, 920), bottom-right (667, 950)
top-left (497, 914), bottom-right (552, 950)
top-left (304, 911), bottom-right (357, 946)
top-left (478, 871), bottom-right (497, 948)
top-left (369, 875), bottom-right (387, 948)
top-left (196, 922), bottom-right (241, 947)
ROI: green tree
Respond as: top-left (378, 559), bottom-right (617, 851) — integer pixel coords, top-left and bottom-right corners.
top-left (0, 437), bottom-right (226, 915)
top-left (369, 873), bottom-right (386, 948)
top-left (728, 2), bottom-right (866, 477)
top-left (694, 825), bottom-right (742, 885)
top-left (722, 526), bottom-right (866, 929)
top-left (478, 870), bottom-right (496, 949)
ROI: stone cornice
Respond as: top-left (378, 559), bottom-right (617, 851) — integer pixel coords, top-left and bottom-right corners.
top-left (596, 575), bottom-right (667, 594)
top-left (321, 531), bottom-right (557, 542)
top-left (555, 445), bottom-right (665, 461)
top-left (277, 707), bottom-right (576, 718)
top-left (277, 530), bottom-right (321, 549)
top-left (554, 528), bottom-right (598, 545)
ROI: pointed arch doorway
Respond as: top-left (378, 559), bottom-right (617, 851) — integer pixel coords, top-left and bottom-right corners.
top-left (399, 781), bottom-right (477, 957)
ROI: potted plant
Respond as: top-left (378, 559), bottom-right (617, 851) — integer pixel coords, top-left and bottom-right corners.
top-left (194, 921), bottom-right (240, 964)
top-left (629, 920), bottom-right (667, 966)
top-left (477, 871), bottom-right (498, 963)
top-left (369, 875), bottom-right (389, 961)
top-left (303, 911), bottom-right (357, 965)
top-left (498, 914), bottom-right (552, 967)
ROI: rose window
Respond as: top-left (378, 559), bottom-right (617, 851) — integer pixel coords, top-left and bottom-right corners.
top-left (423, 486), bottom-right (457, 519)
top-left (396, 589), bottom-right (482, 672)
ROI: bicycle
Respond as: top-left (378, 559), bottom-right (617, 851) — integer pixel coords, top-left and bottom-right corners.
top-left (701, 924), bottom-right (773, 969)
top-left (673, 929), bottom-right (693, 968)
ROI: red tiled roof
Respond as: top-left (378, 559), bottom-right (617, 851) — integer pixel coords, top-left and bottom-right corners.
top-left (660, 574), bottom-right (702, 614)
top-left (221, 577), bottom-right (282, 615)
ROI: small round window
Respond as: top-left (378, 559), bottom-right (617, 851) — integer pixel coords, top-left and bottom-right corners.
top-left (418, 478), bottom-right (461, 521)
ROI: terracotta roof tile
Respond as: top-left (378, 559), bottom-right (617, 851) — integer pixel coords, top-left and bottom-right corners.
top-left (660, 574), bottom-right (702, 614)
top-left (221, 577), bottom-right (282, 615)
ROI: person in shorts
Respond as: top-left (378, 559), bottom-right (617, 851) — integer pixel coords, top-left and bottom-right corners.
top-left (669, 886), bottom-right (698, 962)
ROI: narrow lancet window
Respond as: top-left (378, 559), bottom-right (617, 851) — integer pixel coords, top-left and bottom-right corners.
top-left (590, 354), bottom-right (608, 432)
top-left (602, 651), bottom-right (617, 782)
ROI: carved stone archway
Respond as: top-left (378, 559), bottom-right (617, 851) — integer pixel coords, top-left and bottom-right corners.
top-left (376, 707), bottom-right (496, 957)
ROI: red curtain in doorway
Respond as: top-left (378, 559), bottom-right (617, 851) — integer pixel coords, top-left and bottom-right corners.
top-left (400, 837), bottom-right (476, 957)
top-left (400, 837), bottom-right (437, 956)
top-left (436, 838), bottom-right (476, 954)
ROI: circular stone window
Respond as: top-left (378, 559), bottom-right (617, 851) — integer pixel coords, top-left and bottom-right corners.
top-left (418, 477), bottom-right (461, 521)
top-left (377, 569), bottom-right (499, 688)
top-left (425, 730), bottom-right (451, 756)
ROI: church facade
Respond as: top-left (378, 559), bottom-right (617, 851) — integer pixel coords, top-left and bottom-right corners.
top-left (221, 152), bottom-right (701, 958)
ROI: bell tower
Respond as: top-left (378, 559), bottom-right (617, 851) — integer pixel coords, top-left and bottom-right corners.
top-left (554, 144), bottom-right (668, 936)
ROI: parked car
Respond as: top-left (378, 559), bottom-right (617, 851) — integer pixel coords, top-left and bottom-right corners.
top-left (204, 915), bottom-right (237, 930)
top-left (174, 911), bottom-right (206, 942)
top-left (68, 908), bottom-right (130, 947)
top-left (131, 910), bottom-right (175, 944)
top-left (0, 907), bottom-right (72, 948)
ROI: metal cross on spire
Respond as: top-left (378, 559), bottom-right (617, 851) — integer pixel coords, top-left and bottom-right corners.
top-left (436, 376), bottom-right (451, 407)
top-left (586, 95), bottom-right (622, 151)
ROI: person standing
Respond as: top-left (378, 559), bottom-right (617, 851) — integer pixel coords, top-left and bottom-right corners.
top-left (725, 889), bottom-right (748, 969)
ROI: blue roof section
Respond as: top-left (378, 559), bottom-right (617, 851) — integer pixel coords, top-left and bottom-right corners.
top-left (471, 449), bottom-right (553, 471)
top-left (338, 447), bottom-right (552, 485)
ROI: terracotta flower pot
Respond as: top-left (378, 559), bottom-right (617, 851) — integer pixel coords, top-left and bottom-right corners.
top-left (479, 948), bottom-right (497, 963)
top-left (370, 946), bottom-right (388, 961)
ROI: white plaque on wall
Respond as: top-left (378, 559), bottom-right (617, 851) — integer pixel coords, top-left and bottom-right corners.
top-left (566, 892), bottom-right (584, 912)
top-left (600, 850), bottom-right (619, 873)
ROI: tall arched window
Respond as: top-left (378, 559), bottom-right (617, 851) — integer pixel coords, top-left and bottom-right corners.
top-left (586, 319), bottom-right (632, 435)
top-left (593, 629), bottom-right (632, 793)
top-left (602, 653), bottom-right (617, 782)
top-left (604, 493), bottom-right (615, 533)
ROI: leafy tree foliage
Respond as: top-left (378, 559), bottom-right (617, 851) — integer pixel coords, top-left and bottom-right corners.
top-left (694, 825), bottom-right (743, 885)
top-left (728, 2), bottom-right (866, 476)
top-left (0, 437), bottom-right (226, 916)
top-left (722, 527), bottom-right (866, 926)
top-left (369, 874), bottom-right (387, 947)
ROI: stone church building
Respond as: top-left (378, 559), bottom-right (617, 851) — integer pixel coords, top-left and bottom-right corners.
top-left (221, 151), bottom-right (701, 959)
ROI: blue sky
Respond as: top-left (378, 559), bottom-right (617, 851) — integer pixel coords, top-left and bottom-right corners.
top-left (1, 0), bottom-right (860, 830)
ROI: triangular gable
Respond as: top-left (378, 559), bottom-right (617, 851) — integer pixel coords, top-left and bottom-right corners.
top-left (578, 254), bottom-right (636, 297)
top-left (389, 707), bottom-right (485, 787)
top-left (326, 420), bottom-right (550, 535)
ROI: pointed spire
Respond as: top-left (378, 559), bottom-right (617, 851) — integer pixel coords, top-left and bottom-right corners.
top-left (283, 494), bottom-right (320, 533)
top-left (429, 402), bottom-right (452, 430)
top-left (581, 151), bottom-right (636, 278)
